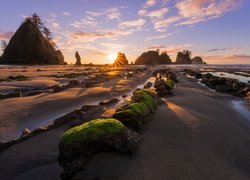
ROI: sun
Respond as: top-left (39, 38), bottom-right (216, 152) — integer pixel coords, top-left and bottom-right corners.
top-left (108, 52), bottom-right (117, 61)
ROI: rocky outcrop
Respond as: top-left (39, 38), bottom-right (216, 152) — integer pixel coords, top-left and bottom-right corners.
top-left (175, 50), bottom-right (192, 64)
top-left (184, 69), bottom-right (249, 98)
top-left (134, 50), bottom-right (171, 65)
top-left (75, 51), bottom-right (82, 65)
top-left (113, 52), bottom-right (128, 66)
top-left (113, 89), bottom-right (158, 131)
top-left (192, 56), bottom-right (204, 64)
top-left (0, 16), bottom-right (65, 65)
top-left (58, 118), bottom-right (142, 179)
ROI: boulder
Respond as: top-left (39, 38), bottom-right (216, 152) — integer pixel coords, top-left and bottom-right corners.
top-left (144, 81), bottom-right (153, 89)
top-left (99, 98), bottom-right (119, 106)
top-left (58, 118), bottom-right (142, 179)
top-left (22, 128), bottom-right (31, 137)
top-left (113, 89), bottom-right (158, 131)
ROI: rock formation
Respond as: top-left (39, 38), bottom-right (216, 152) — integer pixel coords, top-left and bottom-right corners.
top-left (58, 118), bottom-right (142, 179)
top-left (113, 52), bottom-right (128, 66)
top-left (0, 15), bottom-right (65, 65)
top-left (134, 50), bottom-right (171, 65)
top-left (75, 51), bottom-right (81, 65)
top-left (175, 50), bottom-right (192, 64)
top-left (192, 56), bottom-right (204, 64)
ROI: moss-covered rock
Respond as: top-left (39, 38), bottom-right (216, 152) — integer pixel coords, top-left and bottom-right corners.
top-left (60, 118), bottom-right (124, 145)
top-left (113, 89), bottom-right (158, 131)
top-left (58, 118), bottom-right (142, 179)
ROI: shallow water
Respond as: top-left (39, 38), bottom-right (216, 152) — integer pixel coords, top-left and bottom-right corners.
top-left (205, 72), bottom-right (250, 83)
top-left (232, 100), bottom-right (250, 121)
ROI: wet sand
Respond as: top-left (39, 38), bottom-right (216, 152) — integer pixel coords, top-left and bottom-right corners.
top-left (0, 66), bottom-right (250, 180)
top-left (74, 73), bottom-right (250, 180)
top-left (0, 65), bottom-right (150, 142)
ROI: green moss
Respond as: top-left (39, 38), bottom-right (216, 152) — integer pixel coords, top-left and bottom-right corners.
top-left (60, 118), bottom-right (125, 145)
top-left (132, 89), bottom-right (157, 112)
top-left (166, 79), bottom-right (174, 89)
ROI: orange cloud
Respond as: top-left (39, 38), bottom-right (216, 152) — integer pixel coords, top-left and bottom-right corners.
top-left (0, 31), bottom-right (14, 40)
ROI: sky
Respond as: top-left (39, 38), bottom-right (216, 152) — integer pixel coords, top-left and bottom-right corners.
top-left (0, 0), bottom-right (250, 64)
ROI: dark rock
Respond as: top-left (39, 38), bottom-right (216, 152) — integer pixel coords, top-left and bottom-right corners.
top-left (53, 85), bottom-right (65, 93)
top-left (134, 50), bottom-right (171, 65)
top-left (75, 51), bottom-right (82, 65)
top-left (27, 90), bottom-right (45, 96)
top-left (215, 85), bottom-right (232, 92)
top-left (99, 98), bottom-right (119, 106)
top-left (175, 50), bottom-right (192, 64)
top-left (0, 15), bottom-right (65, 65)
top-left (144, 81), bottom-right (153, 89)
top-left (22, 128), bottom-right (31, 137)
top-left (194, 72), bottom-right (202, 79)
top-left (0, 91), bottom-right (22, 99)
top-left (122, 94), bottom-right (127, 98)
top-left (58, 118), bottom-right (142, 179)
top-left (192, 56), bottom-right (204, 64)
top-left (67, 80), bottom-right (80, 88)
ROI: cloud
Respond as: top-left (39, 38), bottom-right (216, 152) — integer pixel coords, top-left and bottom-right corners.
top-left (207, 47), bottom-right (244, 52)
top-left (86, 7), bottom-right (121, 21)
top-left (119, 19), bottom-right (146, 29)
top-left (139, 7), bottom-right (169, 19)
top-left (62, 12), bottom-right (71, 16)
top-left (144, 0), bottom-right (157, 8)
top-left (0, 31), bottom-right (14, 40)
top-left (91, 51), bottom-right (108, 56)
top-left (146, 32), bottom-right (175, 40)
top-left (70, 16), bottom-right (98, 28)
top-left (176, 0), bottom-right (243, 26)
top-left (72, 29), bottom-right (132, 42)
top-left (154, 16), bottom-right (181, 32)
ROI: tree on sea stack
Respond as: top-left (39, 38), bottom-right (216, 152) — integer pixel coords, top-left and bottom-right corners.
top-left (75, 51), bottom-right (82, 65)
top-left (113, 52), bottom-right (128, 66)
top-left (0, 13), bottom-right (65, 65)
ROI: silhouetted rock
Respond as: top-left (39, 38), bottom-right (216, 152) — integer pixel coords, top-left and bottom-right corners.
top-left (175, 50), bottom-right (192, 64)
top-left (134, 50), bottom-right (172, 65)
top-left (192, 56), bottom-right (204, 64)
top-left (113, 52), bottom-right (128, 66)
top-left (75, 51), bottom-right (82, 65)
top-left (55, 50), bottom-right (65, 65)
top-left (0, 15), bottom-right (65, 65)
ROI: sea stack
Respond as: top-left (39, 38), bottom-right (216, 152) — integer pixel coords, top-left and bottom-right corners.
top-left (113, 52), bottom-right (128, 66)
top-left (192, 56), bottom-right (204, 64)
top-left (75, 51), bottom-right (82, 65)
top-left (0, 14), bottom-right (65, 65)
top-left (134, 50), bottom-right (172, 65)
top-left (175, 50), bottom-right (192, 64)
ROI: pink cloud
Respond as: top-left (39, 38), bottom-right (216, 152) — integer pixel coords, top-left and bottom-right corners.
top-left (0, 31), bottom-right (14, 40)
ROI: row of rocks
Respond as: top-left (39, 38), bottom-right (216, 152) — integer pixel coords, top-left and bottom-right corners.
top-left (58, 87), bottom-right (160, 179)
top-left (0, 75), bottom-right (29, 82)
top-left (152, 69), bottom-right (178, 96)
top-left (184, 69), bottom-right (249, 98)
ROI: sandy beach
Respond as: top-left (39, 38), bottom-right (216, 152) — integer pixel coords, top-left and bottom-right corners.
top-left (0, 67), bottom-right (249, 180)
